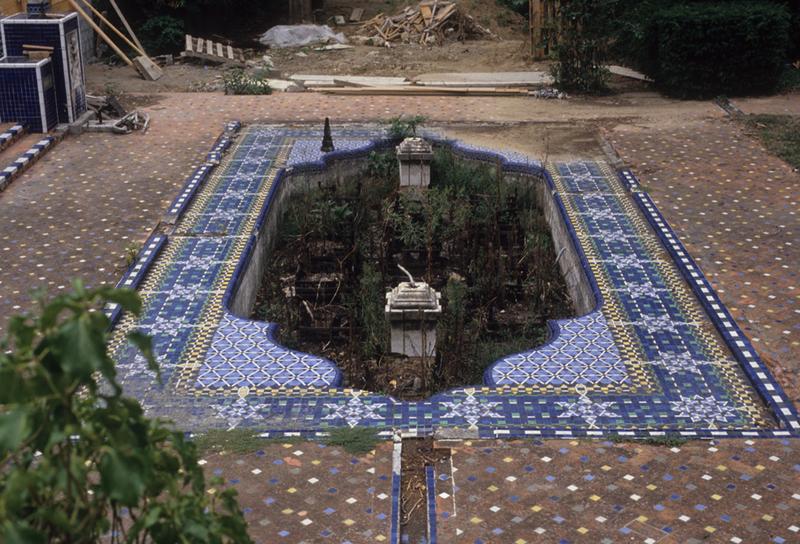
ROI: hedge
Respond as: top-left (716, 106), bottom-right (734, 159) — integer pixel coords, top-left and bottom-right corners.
top-left (645, 2), bottom-right (791, 98)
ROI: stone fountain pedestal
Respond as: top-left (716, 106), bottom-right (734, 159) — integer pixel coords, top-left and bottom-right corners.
top-left (396, 137), bottom-right (433, 188)
top-left (385, 276), bottom-right (442, 358)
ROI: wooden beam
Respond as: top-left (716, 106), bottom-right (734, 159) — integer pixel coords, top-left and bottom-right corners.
top-left (107, 0), bottom-right (148, 56)
top-left (77, 0), bottom-right (146, 58)
top-left (66, 0), bottom-right (134, 67)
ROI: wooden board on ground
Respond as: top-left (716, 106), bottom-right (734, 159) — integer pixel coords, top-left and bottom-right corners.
top-left (350, 8), bottom-right (364, 22)
top-left (312, 85), bottom-right (530, 97)
top-left (290, 74), bottom-right (411, 87)
top-left (132, 55), bottom-right (164, 81)
top-left (183, 34), bottom-right (245, 66)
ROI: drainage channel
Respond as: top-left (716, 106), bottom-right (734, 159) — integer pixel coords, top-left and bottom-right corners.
top-left (399, 437), bottom-right (451, 544)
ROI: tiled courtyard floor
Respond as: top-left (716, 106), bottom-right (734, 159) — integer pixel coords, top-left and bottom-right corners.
top-left (203, 441), bottom-right (395, 543)
top-left (432, 438), bottom-right (800, 544)
top-left (607, 118), bottom-right (800, 407)
top-left (0, 90), bottom-right (798, 543)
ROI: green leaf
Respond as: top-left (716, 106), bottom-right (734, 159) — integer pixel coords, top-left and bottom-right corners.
top-left (50, 315), bottom-right (110, 381)
top-left (0, 409), bottom-right (30, 454)
top-left (99, 450), bottom-right (146, 506)
top-left (98, 287), bottom-right (143, 316)
top-left (1, 522), bottom-right (46, 544)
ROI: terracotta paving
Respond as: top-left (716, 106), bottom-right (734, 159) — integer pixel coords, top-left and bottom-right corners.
top-left (202, 441), bottom-right (395, 544)
top-left (432, 438), bottom-right (800, 544)
top-left (607, 118), bottom-right (800, 407)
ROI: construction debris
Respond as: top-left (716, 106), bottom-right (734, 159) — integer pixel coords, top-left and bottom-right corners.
top-left (357, 1), bottom-right (495, 46)
top-left (259, 25), bottom-right (348, 48)
top-left (86, 94), bottom-right (127, 119)
top-left (184, 35), bottom-right (246, 66)
top-left (85, 110), bottom-right (149, 135)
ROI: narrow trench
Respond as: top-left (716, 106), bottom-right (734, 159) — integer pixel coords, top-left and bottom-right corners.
top-left (400, 438), bottom-right (451, 544)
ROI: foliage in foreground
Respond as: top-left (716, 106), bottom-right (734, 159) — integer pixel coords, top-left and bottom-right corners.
top-left (0, 283), bottom-right (252, 544)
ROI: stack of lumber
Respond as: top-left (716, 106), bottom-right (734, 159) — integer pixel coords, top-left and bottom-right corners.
top-left (357, 1), bottom-right (495, 46)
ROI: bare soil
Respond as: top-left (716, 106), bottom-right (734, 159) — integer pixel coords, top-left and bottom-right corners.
top-left (86, 0), bottom-right (536, 94)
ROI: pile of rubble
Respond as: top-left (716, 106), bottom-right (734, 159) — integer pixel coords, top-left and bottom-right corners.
top-left (354, 1), bottom-right (495, 46)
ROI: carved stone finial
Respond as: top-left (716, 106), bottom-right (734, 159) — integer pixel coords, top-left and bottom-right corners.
top-left (397, 264), bottom-right (416, 287)
top-left (321, 117), bottom-right (334, 153)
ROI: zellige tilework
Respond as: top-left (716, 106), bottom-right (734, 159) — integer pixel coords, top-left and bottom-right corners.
top-left (107, 124), bottom-right (799, 439)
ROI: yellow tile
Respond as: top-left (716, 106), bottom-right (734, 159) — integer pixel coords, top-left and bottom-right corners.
top-left (343, 519), bottom-right (355, 526)
top-left (755, 464), bottom-right (765, 471)
top-left (646, 484), bottom-right (657, 491)
top-left (376, 536), bottom-right (386, 542)
top-left (487, 485), bottom-right (498, 492)
top-left (704, 526), bottom-right (716, 533)
top-left (589, 495), bottom-right (601, 502)
top-left (577, 527), bottom-right (588, 535)
top-left (282, 508), bottom-right (294, 515)
top-left (287, 487), bottom-right (297, 494)
top-left (715, 465), bottom-right (728, 472)
top-left (503, 457), bottom-right (514, 463)
top-left (601, 465), bottom-right (612, 471)
top-left (637, 515), bottom-right (648, 523)
top-left (531, 505), bottom-right (542, 512)
top-left (711, 494), bottom-right (722, 501)
top-left (514, 540), bottom-right (527, 544)
top-left (470, 517), bottom-right (483, 524)
top-left (762, 514), bottom-right (773, 522)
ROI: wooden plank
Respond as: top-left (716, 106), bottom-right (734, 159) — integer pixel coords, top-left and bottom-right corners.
top-left (197, 38), bottom-right (205, 53)
top-left (349, 7), bottom-right (364, 22)
top-left (185, 34), bottom-right (193, 52)
top-left (133, 55), bottom-right (164, 81)
top-left (108, 0), bottom-right (148, 56)
top-left (227, 45), bottom-right (234, 59)
top-left (206, 40), bottom-right (213, 56)
top-left (216, 43), bottom-right (224, 58)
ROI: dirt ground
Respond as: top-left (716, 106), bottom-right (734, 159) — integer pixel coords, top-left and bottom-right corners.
top-left (86, 0), bottom-right (536, 94)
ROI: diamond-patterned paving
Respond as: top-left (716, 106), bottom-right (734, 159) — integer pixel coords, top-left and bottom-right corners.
top-left (431, 438), bottom-right (800, 544)
top-left (105, 124), bottom-right (797, 438)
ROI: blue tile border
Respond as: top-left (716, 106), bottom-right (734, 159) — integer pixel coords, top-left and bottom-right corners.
top-left (163, 121), bottom-right (242, 223)
top-left (0, 135), bottom-right (57, 191)
top-left (106, 124), bottom-right (799, 439)
top-left (104, 233), bottom-right (168, 327)
top-left (391, 437), bottom-right (402, 544)
top-left (0, 123), bottom-right (25, 153)
top-left (425, 464), bottom-right (438, 544)
top-left (623, 169), bottom-right (800, 433)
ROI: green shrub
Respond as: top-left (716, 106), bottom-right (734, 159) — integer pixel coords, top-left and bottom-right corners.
top-left (646, 2), bottom-right (791, 98)
top-left (0, 282), bottom-right (251, 543)
top-left (139, 15), bottom-right (185, 55)
top-left (551, 0), bottom-right (621, 93)
top-left (223, 68), bottom-right (272, 95)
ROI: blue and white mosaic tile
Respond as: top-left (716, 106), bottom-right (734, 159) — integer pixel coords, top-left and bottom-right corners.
top-left (107, 124), bottom-right (800, 439)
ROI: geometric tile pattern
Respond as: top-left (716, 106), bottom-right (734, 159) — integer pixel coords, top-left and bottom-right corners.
top-left (107, 124), bottom-right (799, 437)
top-left (196, 441), bottom-right (395, 544)
top-left (433, 438), bottom-right (800, 544)
top-left (0, 135), bottom-right (57, 191)
top-left (0, 123), bottom-right (25, 154)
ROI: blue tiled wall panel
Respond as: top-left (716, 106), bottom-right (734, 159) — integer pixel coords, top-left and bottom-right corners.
top-left (0, 64), bottom-right (53, 132)
top-left (1, 15), bottom-right (86, 124)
